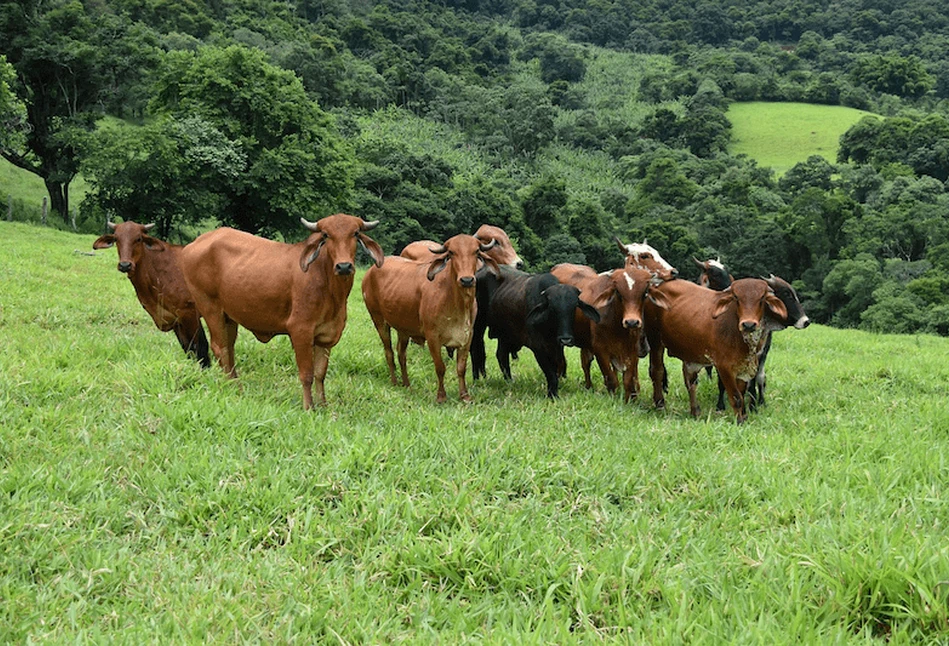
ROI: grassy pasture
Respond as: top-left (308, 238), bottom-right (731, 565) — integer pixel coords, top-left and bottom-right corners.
top-left (2, 221), bottom-right (949, 642)
top-left (727, 102), bottom-right (878, 176)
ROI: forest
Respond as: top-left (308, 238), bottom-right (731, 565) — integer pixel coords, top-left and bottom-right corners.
top-left (2, 0), bottom-right (949, 334)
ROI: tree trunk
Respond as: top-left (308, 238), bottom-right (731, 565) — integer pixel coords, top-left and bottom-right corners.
top-left (43, 178), bottom-right (70, 223)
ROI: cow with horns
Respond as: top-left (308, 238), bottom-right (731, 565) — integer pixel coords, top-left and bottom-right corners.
top-left (93, 221), bottom-right (210, 367)
top-left (400, 224), bottom-right (524, 269)
top-left (362, 235), bottom-right (500, 403)
top-left (644, 278), bottom-right (788, 423)
top-left (180, 214), bottom-right (384, 410)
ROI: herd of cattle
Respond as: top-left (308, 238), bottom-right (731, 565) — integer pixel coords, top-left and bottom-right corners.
top-left (92, 214), bottom-right (809, 423)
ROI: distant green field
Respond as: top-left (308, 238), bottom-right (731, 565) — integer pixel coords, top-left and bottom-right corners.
top-left (0, 156), bottom-right (48, 207)
top-left (727, 102), bottom-right (878, 176)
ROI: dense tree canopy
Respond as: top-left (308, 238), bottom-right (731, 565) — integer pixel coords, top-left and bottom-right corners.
top-left (4, 0), bottom-right (949, 335)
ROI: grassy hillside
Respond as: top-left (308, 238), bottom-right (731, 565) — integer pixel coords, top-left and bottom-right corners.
top-left (727, 102), bottom-right (877, 176)
top-left (3, 221), bottom-right (949, 642)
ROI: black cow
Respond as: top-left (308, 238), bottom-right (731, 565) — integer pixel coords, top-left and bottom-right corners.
top-left (746, 275), bottom-right (810, 409)
top-left (472, 266), bottom-right (600, 398)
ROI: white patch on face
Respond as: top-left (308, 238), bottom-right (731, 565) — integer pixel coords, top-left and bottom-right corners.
top-left (794, 315), bottom-right (810, 329)
top-left (624, 243), bottom-right (674, 272)
top-left (624, 271), bottom-right (636, 292)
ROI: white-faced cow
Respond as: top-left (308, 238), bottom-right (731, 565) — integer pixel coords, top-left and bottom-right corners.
top-left (179, 215), bottom-right (384, 410)
top-left (362, 235), bottom-right (500, 403)
top-left (93, 221), bottom-right (210, 367)
top-left (615, 237), bottom-right (678, 281)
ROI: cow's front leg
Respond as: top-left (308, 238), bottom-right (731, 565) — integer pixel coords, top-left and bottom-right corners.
top-left (455, 345), bottom-right (472, 402)
top-left (428, 340), bottom-right (448, 403)
top-left (311, 344), bottom-right (331, 408)
top-left (290, 334), bottom-right (316, 410)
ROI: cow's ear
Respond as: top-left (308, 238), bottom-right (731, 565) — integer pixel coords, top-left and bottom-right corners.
top-left (427, 254), bottom-right (450, 281)
top-left (711, 290), bottom-right (735, 318)
top-left (646, 286), bottom-right (670, 310)
top-left (358, 233), bottom-right (385, 268)
top-left (526, 292), bottom-right (549, 326)
top-left (142, 235), bottom-right (165, 251)
top-left (578, 299), bottom-right (601, 323)
top-left (479, 254), bottom-right (501, 278)
top-left (93, 235), bottom-right (116, 250)
top-left (584, 275), bottom-right (615, 311)
top-left (299, 233), bottom-right (326, 272)
top-left (765, 292), bottom-right (788, 321)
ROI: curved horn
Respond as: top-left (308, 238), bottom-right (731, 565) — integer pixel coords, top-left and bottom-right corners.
top-left (614, 236), bottom-right (627, 252)
top-left (361, 219), bottom-right (379, 231)
top-left (428, 243), bottom-right (448, 254)
top-left (693, 256), bottom-right (706, 268)
top-left (300, 217), bottom-right (320, 232)
top-left (479, 238), bottom-right (498, 252)
top-left (107, 221), bottom-right (117, 231)
top-left (763, 273), bottom-right (778, 288)
top-left (143, 223), bottom-right (156, 231)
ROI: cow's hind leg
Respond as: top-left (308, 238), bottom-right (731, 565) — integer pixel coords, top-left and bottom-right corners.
top-left (397, 333), bottom-right (411, 387)
top-left (682, 363), bottom-right (702, 418)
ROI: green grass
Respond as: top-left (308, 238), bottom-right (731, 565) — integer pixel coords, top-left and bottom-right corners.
top-left (727, 102), bottom-right (878, 176)
top-left (3, 221), bottom-right (949, 642)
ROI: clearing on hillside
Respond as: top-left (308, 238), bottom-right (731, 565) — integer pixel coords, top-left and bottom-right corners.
top-left (727, 102), bottom-right (878, 176)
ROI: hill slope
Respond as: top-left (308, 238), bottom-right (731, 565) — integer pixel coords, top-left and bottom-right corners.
top-left (2, 221), bottom-right (949, 642)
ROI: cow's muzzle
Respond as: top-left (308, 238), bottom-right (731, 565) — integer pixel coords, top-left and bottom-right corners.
top-left (795, 316), bottom-right (811, 329)
top-left (335, 262), bottom-right (354, 275)
top-left (558, 335), bottom-right (575, 347)
top-left (741, 320), bottom-right (758, 332)
top-left (118, 261), bottom-right (132, 273)
top-left (624, 318), bottom-right (641, 329)
top-left (459, 276), bottom-right (475, 288)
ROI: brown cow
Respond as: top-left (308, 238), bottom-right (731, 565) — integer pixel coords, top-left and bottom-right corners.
top-left (362, 235), bottom-right (500, 403)
top-left (614, 237), bottom-right (678, 281)
top-left (93, 221), bottom-right (210, 367)
top-left (179, 214), bottom-right (384, 410)
top-left (400, 224), bottom-right (523, 268)
top-left (552, 263), bottom-right (656, 402)
top-left (644, 278), bottom-right (788, 423)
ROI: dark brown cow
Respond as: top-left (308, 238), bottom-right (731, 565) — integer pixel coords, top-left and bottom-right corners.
top-left (93, 221), bottom-right (210, 367)
top-left (363, 235), bottom-right (500, 403)
top-left (552, 263), bottom-right (657, 402)
top-left (615, 237), bottom-right (678, 281)
top-left (179, 214), bottom-right (384, 410)
top-left (400, 224), bottom-right (523, 268)
top-left (644, 278), bottom-right (788, 423)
